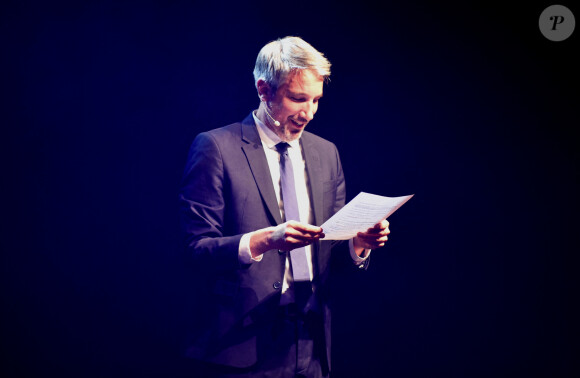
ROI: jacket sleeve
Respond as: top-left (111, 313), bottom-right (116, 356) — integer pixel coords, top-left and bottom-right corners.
top-left (179, 132), bottom-right (244, 273)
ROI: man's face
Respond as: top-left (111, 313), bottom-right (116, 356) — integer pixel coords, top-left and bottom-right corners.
top-left (268, 69), bottom-right (324, 141)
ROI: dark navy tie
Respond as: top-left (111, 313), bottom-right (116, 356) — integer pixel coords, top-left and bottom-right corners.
top-left (275, 142), bottom-right (310, 283)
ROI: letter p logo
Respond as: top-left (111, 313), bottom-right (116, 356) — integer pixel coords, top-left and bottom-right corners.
top-left (539, 5), bottom-right (575, 41)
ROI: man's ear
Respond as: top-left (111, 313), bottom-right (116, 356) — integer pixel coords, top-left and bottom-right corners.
top-left (256, 79), bottom-right (273, 102)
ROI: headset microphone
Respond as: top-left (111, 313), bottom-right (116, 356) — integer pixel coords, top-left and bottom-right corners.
top-left (263, 104), bottom-right (281, 127)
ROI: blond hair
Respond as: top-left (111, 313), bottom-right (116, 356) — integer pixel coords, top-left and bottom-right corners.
top-left (253, 36), bottom-right (331, 92)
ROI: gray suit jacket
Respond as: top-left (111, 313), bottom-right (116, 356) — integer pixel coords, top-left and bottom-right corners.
top-left (180, 112), bottom-right (366, 370)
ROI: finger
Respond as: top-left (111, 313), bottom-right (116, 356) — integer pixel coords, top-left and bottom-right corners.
top-left (282, 235), bottom-right (320, 249)
top-left (289, 225), bottom-right (324, 237)
top-left (358, 229), bottom-right (389, 238)
top-left (356, 232), bottom-right (389, 243)
top-left (289, 221), bottom-right (324, 235)
top-left (362, 239), bottom-right (387, 249)
top-left (366, 224), bottom-right (384, 233)
top-left (285, 228), bottom-right (323, 241)
top-left (363, 236), bottom-right (389, 244)
top-left (283, 236), bottom-right (313, 246)
top-left (370, 220), bottom-right (389, 231)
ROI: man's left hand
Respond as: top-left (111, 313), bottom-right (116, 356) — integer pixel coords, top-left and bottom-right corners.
top-left (353, 220), bottom-right (390, 254)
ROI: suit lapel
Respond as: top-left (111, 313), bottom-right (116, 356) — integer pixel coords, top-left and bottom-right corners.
top-left (301, 133), bottom-right (323, 228)
top-left (240, 113), bottom-right (283, 225)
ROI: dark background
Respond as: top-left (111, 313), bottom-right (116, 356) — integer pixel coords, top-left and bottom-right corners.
top-left (2, 0), bottom-right (578, 377)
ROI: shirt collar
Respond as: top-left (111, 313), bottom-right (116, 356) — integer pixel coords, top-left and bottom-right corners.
top-left (252, 111), bottom-right (301, 150)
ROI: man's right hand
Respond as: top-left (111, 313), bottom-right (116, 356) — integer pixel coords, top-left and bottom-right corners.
top-left (249, 221), bottom-right (324, 259)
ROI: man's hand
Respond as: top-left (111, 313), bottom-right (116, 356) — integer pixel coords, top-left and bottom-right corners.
top-left (250, 221), bottom-right (324, 259)
top-left (269, 221), bottom-right (324, 250)
top-left (353, 220), bottom-right (390, 255)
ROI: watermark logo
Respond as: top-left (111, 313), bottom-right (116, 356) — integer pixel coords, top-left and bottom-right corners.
top-left (539, 5), bottom-right (575, 41)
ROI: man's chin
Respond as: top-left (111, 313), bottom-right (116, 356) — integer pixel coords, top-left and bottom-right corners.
top-left (284, 129), bottom-right (304, 142)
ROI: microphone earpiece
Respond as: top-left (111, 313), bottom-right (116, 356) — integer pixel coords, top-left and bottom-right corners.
top-left (263, 103), bottom-right (280, 127)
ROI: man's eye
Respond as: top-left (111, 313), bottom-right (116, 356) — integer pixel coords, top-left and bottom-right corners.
top-left (291, 97), bottom-right (305, 102)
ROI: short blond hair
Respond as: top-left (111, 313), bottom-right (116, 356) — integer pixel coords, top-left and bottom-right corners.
top-left (253, 36), bottom-right (331, 92)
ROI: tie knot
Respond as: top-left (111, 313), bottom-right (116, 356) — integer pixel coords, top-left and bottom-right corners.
top-left (275, 142), bottom-right (290, 155)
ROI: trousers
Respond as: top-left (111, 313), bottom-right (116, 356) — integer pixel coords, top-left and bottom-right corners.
top-left (185, 305), bottom-right (328, 378)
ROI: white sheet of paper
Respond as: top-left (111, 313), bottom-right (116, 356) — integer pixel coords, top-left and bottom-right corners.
top-left (320, 192), bottom-right (413, 240)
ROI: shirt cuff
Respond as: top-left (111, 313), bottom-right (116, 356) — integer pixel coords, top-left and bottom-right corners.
top-left (349, 238), bottom-right (371, 264)
top-left (239, 232), bottom-right (263, 265)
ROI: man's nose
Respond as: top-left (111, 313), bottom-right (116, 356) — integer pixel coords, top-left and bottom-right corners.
top-left (300, 102), bottom-right (316, 121)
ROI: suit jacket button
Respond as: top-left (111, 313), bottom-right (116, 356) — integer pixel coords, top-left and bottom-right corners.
top-left (273, 281), bottom-right (282, 290)
top-left (278, 249), bottom-right (285, 254)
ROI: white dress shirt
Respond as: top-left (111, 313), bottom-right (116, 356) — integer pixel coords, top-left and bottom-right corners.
top-left (239, 112), bottom-right (368, 304)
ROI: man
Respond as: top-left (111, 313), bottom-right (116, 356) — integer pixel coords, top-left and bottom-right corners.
top-left (180, 36), bottom-right (390, 377)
